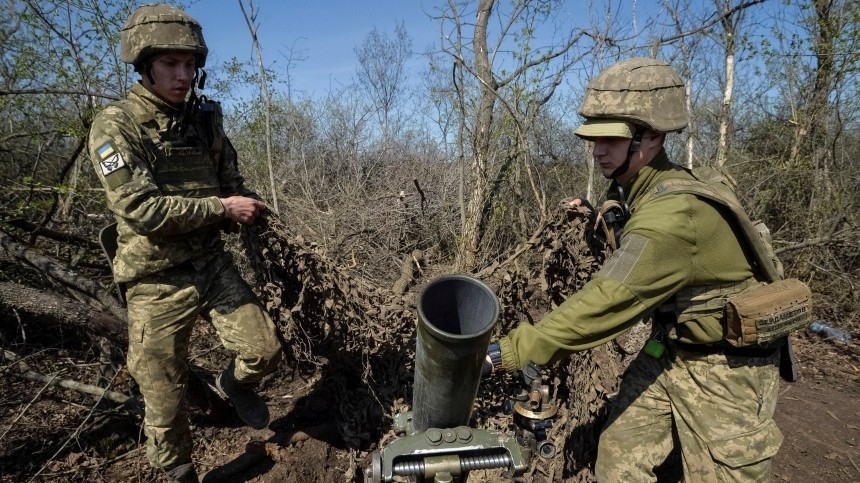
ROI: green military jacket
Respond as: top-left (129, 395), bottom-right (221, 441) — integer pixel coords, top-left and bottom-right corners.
top-left (499, 151), bottom-right (756, 371)
top-left (88, 83), bottom-right (254, 283)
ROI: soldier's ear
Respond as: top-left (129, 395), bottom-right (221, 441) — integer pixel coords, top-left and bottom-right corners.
top-left (640, 132), bottom-right (665, 153)
top-left (647, 132), bottom-right (665, 144)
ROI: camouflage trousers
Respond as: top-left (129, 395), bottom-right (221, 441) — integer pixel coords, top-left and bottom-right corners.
top-left (125, 254), bottom-right (281, 469)
top-left (596, 346), bottom-right (783, 482)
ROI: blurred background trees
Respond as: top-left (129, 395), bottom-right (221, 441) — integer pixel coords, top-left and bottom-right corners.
top-left (1, 0), bottom-right (857, 329)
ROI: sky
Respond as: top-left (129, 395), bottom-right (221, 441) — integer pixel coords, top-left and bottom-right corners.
top-left (185, 0), bottom-right (444, 98)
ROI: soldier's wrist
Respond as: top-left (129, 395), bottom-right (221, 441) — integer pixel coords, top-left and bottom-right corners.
top-left (487, 342), bottom-right (504, 373)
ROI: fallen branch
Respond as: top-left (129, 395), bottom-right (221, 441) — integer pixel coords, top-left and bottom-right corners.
top-left (27, 365), bottom-right (130, 483)
top-left (391, 249), bottom-right (424, 294)
top-left (476, 221), bottom-right (546, 279)
top-left (0, 370), bottom-right (57, 444)
top-left (0, 229), bottom-right (125, 320)
top-left (0, 281), bottom-right (127, 345)
top-left (2, 219), bottom-right (101, 250)
top-left (2, 349), bottom-right (137, 409)
top-left (775, 230), bottom-right (856, 255)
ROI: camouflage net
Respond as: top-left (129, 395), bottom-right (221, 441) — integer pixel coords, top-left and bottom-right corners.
top-left (243, 203), bottom-right (648, 481)
top-left (243, 219), bottom-right (417, 447)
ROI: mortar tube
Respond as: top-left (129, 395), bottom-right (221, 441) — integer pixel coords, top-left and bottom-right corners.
top-left (412, 275), bottom-right (499, 432)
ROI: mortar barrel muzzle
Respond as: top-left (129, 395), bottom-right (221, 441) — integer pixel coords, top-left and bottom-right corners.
top-left (413, 274), bottom-right (499, 432)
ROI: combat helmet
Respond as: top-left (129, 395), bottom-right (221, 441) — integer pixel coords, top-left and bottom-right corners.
top-left (576, 57), bottom-right (687, 137)
top-left (120, 3), bottom-right (208, 69)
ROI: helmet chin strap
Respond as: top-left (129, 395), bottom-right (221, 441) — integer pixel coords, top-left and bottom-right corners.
top-left (194, 68), bottom-right (207, 90)
top-left (608, 127), bottom-right (644, 180)
top-left (142, 62), bottom-right (156, 86)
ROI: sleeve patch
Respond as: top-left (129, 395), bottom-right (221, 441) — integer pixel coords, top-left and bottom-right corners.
top-left (97, 142), bottom-right (115, 159)
top-left (598, 232), bottom-right (649, 284)
top-left (97, 140), bottom-right (127, 177)
top-left (100, 152), bottom-right (127, 176)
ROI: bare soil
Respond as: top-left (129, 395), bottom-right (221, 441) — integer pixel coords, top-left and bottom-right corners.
top-left (1, 325), bottom-right (857, 483)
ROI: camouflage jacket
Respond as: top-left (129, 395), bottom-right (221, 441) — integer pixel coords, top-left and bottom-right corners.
top-left (499, 151), bottom-right (757, 371)
top-left (88, 83), bottom-right (254, 283)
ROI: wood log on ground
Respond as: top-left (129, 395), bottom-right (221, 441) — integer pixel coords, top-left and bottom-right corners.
top-left (0, 229), bottom-right (126, 320)
top-left (2, 219), bottom-right (102, 250)
top-left (391, 249), bottom-right (423, 294)
top-left (0, 281), bottom-right (127, 345)
top-left (2, 349), bottom-right (139, 410)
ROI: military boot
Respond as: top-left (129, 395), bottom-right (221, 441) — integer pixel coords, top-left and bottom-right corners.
top-left (164, 462), bottom-right (198, 483)
top-left (185, 368), bottom-right (230, 420)
top-left (215, 363), bottom-right (270, 429)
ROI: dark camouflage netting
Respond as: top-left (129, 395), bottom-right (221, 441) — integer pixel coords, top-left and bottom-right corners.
top-left (243, 204), bottom-right (648, 481)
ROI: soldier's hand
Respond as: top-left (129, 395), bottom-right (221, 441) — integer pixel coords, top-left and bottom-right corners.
top-left (220, 196), bottom-right (267, 225)
top-left (559, 197), bottom-right (593, 211)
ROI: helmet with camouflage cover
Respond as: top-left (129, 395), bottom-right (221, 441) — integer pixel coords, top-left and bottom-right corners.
top-left (575, 57), bottom-right (687, 139)
top-left (120, 3), bottom-right (208, 68)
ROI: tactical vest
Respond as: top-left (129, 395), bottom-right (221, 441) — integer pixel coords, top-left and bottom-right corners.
top-left (637, 166), bottom-right (783, 284)
top-left (639, 165), bottom-right (810, 350)
top-left (112, 95), bottom-right (226, 200)
top-left (102, 92), bottom-right (235, 283)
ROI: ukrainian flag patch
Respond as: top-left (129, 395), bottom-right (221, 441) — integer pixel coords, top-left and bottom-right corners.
top-left (96, 142), bottom-right (126, 176)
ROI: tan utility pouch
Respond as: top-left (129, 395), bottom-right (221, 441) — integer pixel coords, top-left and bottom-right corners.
top-left (724, 278), bottom-right (812, 347)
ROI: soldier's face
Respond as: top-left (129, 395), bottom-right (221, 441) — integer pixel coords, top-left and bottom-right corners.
top-left (143, 52), bottom-right (197, 105)
top-left (592, 137), bottom-right (633, 179)
top-left (592, 133), bottom-right (665, 185)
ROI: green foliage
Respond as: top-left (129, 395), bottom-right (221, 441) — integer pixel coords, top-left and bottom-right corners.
top-left (1, 0), bottom-right (137, 228)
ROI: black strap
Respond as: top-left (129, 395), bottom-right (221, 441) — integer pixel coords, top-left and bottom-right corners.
top-left (673, 340), bottom-right (782, 358)
top-left (609, 127), bottom-right (645, 179)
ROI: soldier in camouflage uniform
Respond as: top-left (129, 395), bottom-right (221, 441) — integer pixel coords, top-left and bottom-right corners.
top-left (485, 58), bottom-right (784, 481)
top-left (88, 4), bottom-right (281, 482)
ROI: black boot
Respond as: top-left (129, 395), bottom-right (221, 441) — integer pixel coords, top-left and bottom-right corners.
top-left (216, 362), bottom-right (270, 429)
top-left (164, 462), bottom-right (198, 483)
top-left (186, 368), bottom-right (230, 419)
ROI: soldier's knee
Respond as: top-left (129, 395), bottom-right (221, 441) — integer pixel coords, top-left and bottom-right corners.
top-left (595, 425), bottom-right (644, 482)
top-left (597, 421), bottom-right (624, 451)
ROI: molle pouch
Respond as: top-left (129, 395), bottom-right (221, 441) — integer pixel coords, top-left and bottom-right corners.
top-left (724, 279), bottom-right (812, 347)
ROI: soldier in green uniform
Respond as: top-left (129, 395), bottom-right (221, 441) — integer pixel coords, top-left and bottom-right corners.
top-left (484, 58), bottom-right (785, 481)
top-left (87, 4), bottom-right (281, 482)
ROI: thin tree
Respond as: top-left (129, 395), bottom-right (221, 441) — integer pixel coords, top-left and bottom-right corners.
top-left (238, 0), bottom-right (279, 215)
top-left (653, 0), bottom-right (767, 167)
top-left (714, 0), bottom-right (746, 167)
top-left (354, 23), bottom-right (412, 141)
top-left (440, 0), bottom-right (590, 270)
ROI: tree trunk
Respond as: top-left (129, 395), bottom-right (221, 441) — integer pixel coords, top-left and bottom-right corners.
top-left (716, 0), bottom-right (739, 168)
top-left (0, 281), bottom-right (127, 344)
top-left (458, 0), bottom-right (497, 271)
top-left (238, 0), bottom-right (280, 216)
top-left (0, 230), bottom-right (126, 320)
top-left (717, 51), bottom-right (734, 167)
top-left (790, 0), bottom-right (834, 167)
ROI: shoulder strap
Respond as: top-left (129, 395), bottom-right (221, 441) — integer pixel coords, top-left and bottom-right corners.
top-left (109, 98), bottom-right (162, 158)
top-left (194, 97), bottom-right (223, 154)
top-left (112, 97), bottom-right (156, 125)
top-left (642, 167), bottom-right (783, 283)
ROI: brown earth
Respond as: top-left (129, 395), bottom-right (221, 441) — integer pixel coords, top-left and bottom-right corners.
top-left (1, 325), bottom-right (857, 483)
